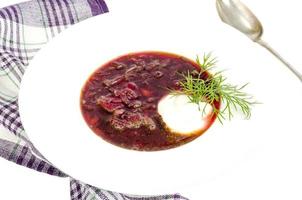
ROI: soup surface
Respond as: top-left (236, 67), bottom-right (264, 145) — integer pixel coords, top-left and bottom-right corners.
top-left (80, 52), bottom-right (219, 151)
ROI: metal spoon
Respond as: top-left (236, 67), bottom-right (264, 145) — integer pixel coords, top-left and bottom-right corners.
top-left (216, 0), bottom-right (302, 82)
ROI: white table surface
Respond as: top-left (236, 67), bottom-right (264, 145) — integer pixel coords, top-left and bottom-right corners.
top-left (1, 0), bottom-right (302, 199)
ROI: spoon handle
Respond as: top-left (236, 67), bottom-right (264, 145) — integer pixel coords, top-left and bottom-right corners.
top-left (256, 39), bottom-right (302, 82)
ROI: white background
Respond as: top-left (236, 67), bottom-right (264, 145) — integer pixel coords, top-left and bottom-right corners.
top-left (1, 0), bottom-right (302, 199)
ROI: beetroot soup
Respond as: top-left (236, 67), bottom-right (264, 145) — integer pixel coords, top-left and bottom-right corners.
top-left (80, 52), bottom-right (219, 151)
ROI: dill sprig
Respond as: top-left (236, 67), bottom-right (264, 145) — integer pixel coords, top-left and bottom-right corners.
top-left (173, 53), bottom-right (256, 124)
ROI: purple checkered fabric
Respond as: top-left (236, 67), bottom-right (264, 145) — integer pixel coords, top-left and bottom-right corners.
top-left (0, 1), bottom-right (189, 199)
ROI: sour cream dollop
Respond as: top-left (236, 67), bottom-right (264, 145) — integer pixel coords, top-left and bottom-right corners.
top-left (158, 94), bottom-right (213, 134)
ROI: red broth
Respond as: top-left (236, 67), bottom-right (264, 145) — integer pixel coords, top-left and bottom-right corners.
top-left (80, 52), bottom-right (219, 151)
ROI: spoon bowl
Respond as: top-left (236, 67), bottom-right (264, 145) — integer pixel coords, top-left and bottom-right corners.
top-left (216, 0), bottom-right (263, 41)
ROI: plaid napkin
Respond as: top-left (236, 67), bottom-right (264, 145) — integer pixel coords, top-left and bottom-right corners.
top-left (0, 0), bottom-right (189, 199)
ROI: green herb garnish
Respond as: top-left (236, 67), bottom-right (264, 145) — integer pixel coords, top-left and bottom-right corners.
top-left (172, 53), bottom-right (257, 124)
